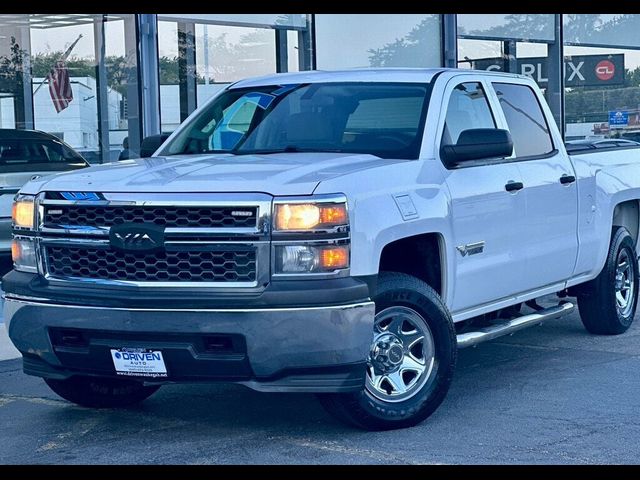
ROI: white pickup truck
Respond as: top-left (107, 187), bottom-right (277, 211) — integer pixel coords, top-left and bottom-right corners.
top-left (5, 68), bottom-right (640, 430)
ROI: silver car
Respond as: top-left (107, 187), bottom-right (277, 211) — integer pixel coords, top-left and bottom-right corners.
top-left (0, 129), bottom-right (89, 253)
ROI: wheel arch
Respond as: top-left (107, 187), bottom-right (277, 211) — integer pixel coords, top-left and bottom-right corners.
top-left (612, 200), bottom-right (640, 253)
top-left (377, 232), bottom-right (446, 297)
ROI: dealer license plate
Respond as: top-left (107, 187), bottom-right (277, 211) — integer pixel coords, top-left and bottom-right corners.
top-left (110, 348), bottom-right (168, 378)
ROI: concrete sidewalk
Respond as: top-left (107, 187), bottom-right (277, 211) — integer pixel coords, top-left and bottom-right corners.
top-left (0, 293), bottom-right (19, 360)
top-left (0, 325), bottom-right (19, 361)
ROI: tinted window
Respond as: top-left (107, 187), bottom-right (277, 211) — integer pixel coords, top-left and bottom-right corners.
top-left (493, 83), bottom-right (554, 158)
top-left (0, 138), bottom-right (87, 173)
top-left (346, 96), bottom-right (424, 130)
top-left (163, 83), bottom-right (429, 160)
top-left (442, 82), bottom-right (496, 146)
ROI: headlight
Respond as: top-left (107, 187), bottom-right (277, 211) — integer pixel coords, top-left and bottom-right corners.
top-left (274, 202), bottom-right (347, 231)
top-left (12, 195), bottom-right (35, 230)
top-left (12, 237), bottom-right (37, 273)
top-left (275, 245), bottom-right (349, 273)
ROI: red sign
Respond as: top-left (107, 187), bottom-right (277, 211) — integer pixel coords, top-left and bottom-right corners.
top-left (595, 60), bottom-right (615, 81)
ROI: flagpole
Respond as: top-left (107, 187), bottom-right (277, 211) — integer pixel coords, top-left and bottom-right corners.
top-left (32, 34), bottom-right (83, 96)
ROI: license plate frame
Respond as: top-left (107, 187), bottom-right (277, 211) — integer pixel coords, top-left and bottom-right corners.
top-left (110, 348), bottom-right (168, 378)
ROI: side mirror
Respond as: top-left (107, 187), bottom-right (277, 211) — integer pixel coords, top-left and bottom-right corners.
top-left (441, 128), bottom-right (513, 168)
top-left (139, 134), bottom-right (171, 158)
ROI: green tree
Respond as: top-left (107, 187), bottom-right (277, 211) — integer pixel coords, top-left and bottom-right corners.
top-left (31, 52), bottom-right (95, 78)
top-left (367, 15), bottom-right (441, 67)
top-left (31, 51), bottom-right (134, 94)
top-left (468, 14), bottom-right (555, 40)
top-left (624, 66), bottom-right (640, 87)
top-left (158, 56), bottom-right (180, 84)
top-left (0, 36), bottom-right (28, 95)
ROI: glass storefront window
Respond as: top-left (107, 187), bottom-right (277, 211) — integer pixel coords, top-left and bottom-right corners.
top-left (195, 23), bottom-right (276, 106)
top-left (30, 20), bottom-right (97, 158)
top-left (0, 16), bottom-right (35, 130)
top-left (314, 14), bottom-right (442, 69)
top-left (287, 30), bottom-right (299, 72)
top-left (458, 14), bottom-right (555, 42)
top-left (457, 14), bottom-right (563, 129)
top-left (159, 14), bottom-right (307, 30)
top-left (158, 14), bottom-right (305, 135)
top-left (103, 16), bottom-right (141, 162)
top-left (563, 15), bottom-right (640, 141)
top-left (21, 14), bottom-right (142, 163)
top-left (564, 45), bottom-right (640, 141)
top-left (10, 13), bottom-right (640, 158)
top-left (158, 20), bottom-right (181, 134)
top-left (564, 14), bottom-right (640, 49)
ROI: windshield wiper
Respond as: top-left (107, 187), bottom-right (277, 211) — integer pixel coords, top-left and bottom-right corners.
top-left (233, 145), bottom-right (345, 155)
top-left (163, 149), bottom-right (232, 156)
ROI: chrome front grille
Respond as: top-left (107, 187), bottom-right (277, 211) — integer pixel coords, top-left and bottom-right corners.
top-left (36, 192), bottom-right (271, 288)
top-left (46, 245), bottom-right (257, 283)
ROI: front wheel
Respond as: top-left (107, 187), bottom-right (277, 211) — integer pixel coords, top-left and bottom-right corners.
top-left (318, 272), bottom-right (457, 430)
top-left (45, 376), bottom-right (160, 408)
top-left (577, 226), bottom-right (639, 335)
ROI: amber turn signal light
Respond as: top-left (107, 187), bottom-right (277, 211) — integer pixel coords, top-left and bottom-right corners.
top-left (320, 246), bottom-right (349, 270)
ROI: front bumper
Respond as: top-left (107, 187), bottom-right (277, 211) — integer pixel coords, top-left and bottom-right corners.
top-left (4, 296), bottom-right (375, 393)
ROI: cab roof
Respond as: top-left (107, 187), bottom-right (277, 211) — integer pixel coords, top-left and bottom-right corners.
top-left (230, 67), bottom-right (529, 89)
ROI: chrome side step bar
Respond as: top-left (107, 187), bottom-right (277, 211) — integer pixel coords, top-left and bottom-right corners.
top-left (456, 302), bottom-right (575, 349)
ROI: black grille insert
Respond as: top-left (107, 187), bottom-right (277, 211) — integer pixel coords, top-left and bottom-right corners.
top-left (44, 205), bottom-right (258, 229)
top-left (46, 245), bottom-right (257, 283)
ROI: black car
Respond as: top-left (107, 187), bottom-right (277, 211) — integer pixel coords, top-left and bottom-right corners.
top-left (0, 129), bottom-right (89, 253)
top-left (565, 138), bottom-right (640, 153)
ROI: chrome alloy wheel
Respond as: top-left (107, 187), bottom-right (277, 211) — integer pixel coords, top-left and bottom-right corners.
top-left (615, 249), bottom-right (636, 317)
top-left (365, 306), bottom-right (436, 403)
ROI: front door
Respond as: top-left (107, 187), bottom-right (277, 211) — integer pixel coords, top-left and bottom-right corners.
top-left (439, 80), bottom-right (528, 314)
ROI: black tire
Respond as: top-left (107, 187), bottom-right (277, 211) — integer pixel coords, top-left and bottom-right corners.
top-left (44, 376), bottom-right (160, 408)
top-left (577, 226), bottom-right (639, 335)
top-left (318, 272), bottom-right (457, 431)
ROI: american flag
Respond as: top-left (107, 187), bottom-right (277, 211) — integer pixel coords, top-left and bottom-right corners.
top-left (47, 60), bottom-right (73, 113)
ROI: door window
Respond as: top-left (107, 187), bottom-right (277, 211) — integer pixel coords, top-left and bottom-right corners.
top-left (492, 82), bottom-right (554, 158)
top-left (441, 82), bottom-right (496, 147)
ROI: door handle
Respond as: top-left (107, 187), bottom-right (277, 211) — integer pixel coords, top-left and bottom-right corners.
top-left (505, 181), bottom-right (524, 192)
top-left (560, 174), bottom-right (576, 185)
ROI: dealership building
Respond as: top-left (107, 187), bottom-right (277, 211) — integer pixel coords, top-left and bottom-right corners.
top-left (1, 13), bottom-right (640, 162)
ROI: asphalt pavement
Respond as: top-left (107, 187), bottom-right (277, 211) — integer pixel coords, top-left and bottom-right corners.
top-left (1, 296), bottom-right (640, 464)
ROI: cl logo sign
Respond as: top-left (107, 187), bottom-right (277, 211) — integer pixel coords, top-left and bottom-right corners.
top-left (109, 223), bottom-right (165, 252)
top-left (595, 60), bottom-right (615, 81)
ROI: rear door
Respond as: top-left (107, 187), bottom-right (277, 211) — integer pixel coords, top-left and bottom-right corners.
top-left (439, 79), bottom-right (527, 314)
top-left (489, 80), bottom-right (579, 291)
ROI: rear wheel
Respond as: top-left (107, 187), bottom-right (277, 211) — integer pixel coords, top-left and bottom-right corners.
top-left (319, 272), bottom-right (457, 430)
top-left (578, 226), bottom-right (639, 335)
top-left (45, 376), bottom-right (160, 408)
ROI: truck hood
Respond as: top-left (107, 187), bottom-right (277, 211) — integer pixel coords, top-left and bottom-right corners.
top-left (21, 152), bottom-right (404, 196)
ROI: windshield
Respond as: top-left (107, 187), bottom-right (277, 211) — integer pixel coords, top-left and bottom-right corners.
top-left (161, 82), bottom-right (429, 160)
top-left (0, 137), bottom-right (87, 173)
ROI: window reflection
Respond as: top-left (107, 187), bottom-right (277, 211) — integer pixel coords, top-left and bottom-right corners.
top-left (315, 14), bottom-right (441, 69)
top-left (564, 15), bottom-right (640, 141)
top-left (0, 14), bottom-right (144, 164)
